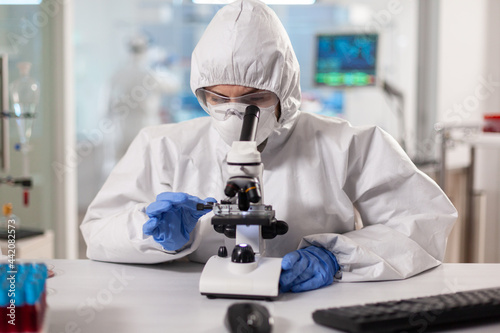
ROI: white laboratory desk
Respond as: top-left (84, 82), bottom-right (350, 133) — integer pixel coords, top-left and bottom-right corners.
top-left (45, 260), bottom-right (500, 333)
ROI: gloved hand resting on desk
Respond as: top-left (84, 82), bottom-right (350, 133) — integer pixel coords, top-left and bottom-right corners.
top-left (280, 246), bottom-right (340, 293)
top-left (143, 192), bottom-right (216, 251)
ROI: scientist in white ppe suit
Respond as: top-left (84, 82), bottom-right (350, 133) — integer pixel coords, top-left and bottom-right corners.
top-left (81, 0), bottom-right (457, 293)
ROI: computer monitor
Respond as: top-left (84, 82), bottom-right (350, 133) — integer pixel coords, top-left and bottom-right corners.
top-left (314, 33), bottom-right (378, 87)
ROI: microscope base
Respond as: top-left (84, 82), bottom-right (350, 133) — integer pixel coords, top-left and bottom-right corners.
top-left (199, 255), bottom-right (282, 300)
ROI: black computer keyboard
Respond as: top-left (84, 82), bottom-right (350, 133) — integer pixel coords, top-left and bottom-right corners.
top-left (312, 287), bottom-right (500, 333)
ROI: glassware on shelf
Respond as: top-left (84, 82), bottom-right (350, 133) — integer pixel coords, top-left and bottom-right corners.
top-left (9, 62), bottom-right (40, 153)
top-left (9, 62), bottom-right (40, 177)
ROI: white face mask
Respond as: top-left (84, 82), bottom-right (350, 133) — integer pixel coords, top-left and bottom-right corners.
top-left (208, 102), bottom-right (279, 146)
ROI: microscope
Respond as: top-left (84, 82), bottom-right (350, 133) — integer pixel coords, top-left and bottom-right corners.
top-left (198, 105), bottom-right (288, 300)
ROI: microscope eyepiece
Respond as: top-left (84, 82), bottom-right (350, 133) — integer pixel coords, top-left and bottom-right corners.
top-left (239, 105), bottom-right (260, 142)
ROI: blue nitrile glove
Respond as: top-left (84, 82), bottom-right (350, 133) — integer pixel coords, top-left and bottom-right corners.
top-left (279, 246), bottom-right (340, 293)
top-left (143, 192), bottom-right (216, 251)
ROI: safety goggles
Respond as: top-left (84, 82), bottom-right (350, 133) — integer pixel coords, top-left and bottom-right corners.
top-left (196, 88), bottom-right (279, 121)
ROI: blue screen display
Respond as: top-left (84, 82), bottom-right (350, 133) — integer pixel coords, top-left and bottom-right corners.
top-left (315, 34), bottom-right (378, 87)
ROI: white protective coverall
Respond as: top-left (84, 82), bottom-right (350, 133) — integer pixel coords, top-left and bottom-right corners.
top-left (81, 0), bottom-right (457, 282)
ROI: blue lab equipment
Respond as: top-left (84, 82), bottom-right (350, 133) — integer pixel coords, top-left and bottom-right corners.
top-left (143, 192), bottom-right (216, 251)
top-left (280, 246), bottom-right (339, 293)
top-left (0, 263), bottom-right (49, 332)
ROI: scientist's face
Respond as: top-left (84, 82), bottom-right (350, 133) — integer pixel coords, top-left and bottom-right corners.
top-left (205, 85), bottom-right (281, 120)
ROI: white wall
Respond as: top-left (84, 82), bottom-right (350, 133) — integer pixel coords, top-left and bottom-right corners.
top-left (483, 0), bottom-right (500, 113)
top-left (437, 0), bottom-right (489, 127)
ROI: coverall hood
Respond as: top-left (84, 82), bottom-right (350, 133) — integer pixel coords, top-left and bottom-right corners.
top-left (190, 0), bottom-right (301, 149)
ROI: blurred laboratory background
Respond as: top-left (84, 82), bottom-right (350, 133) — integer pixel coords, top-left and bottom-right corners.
top-left (0, 0), bottom-right (499, 262)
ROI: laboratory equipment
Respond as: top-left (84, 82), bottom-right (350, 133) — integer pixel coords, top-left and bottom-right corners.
top-left (0, 55), bottom-right (34, 206)
top-left (198, 105), bottom-right (288, 300)
top-left (381, 79), bottom-right (406, 151)
top-left (1, 54), bottom-right (8, 172)
top-left (483, 113), bottom-right (500, 133)
top-left (225, 302), bottom-right (273, 333)
top-left (313, 286), bottom-right (500, 333)
top-left (0, 177), bottom-right (32, 207)
top-left (0, 201), bottom-right (45, 242)
top-left (0, 263), bottom-right (49, 332)
top-left (314, 33), bottom-right (378, 87)
top-left (0, 203), bottom-right (20, 230)
top-left (9, 62), bottom-right (40, 177)
top-left (435, 121), bottom-right (500, 263)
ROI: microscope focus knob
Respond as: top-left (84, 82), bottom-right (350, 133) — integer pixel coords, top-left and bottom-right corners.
top-left (218, 246), bottom-right (228, 258)
top-left (231, 244), bottom-right (255, 263)
top-left (262, 220), bottom-right (289, 239)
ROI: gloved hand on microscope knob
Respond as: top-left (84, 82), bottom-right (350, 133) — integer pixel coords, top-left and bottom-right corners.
top-left (143, 192), bottom-right (216, 251)
top-left (280, 246), bottom-right (340, 293)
